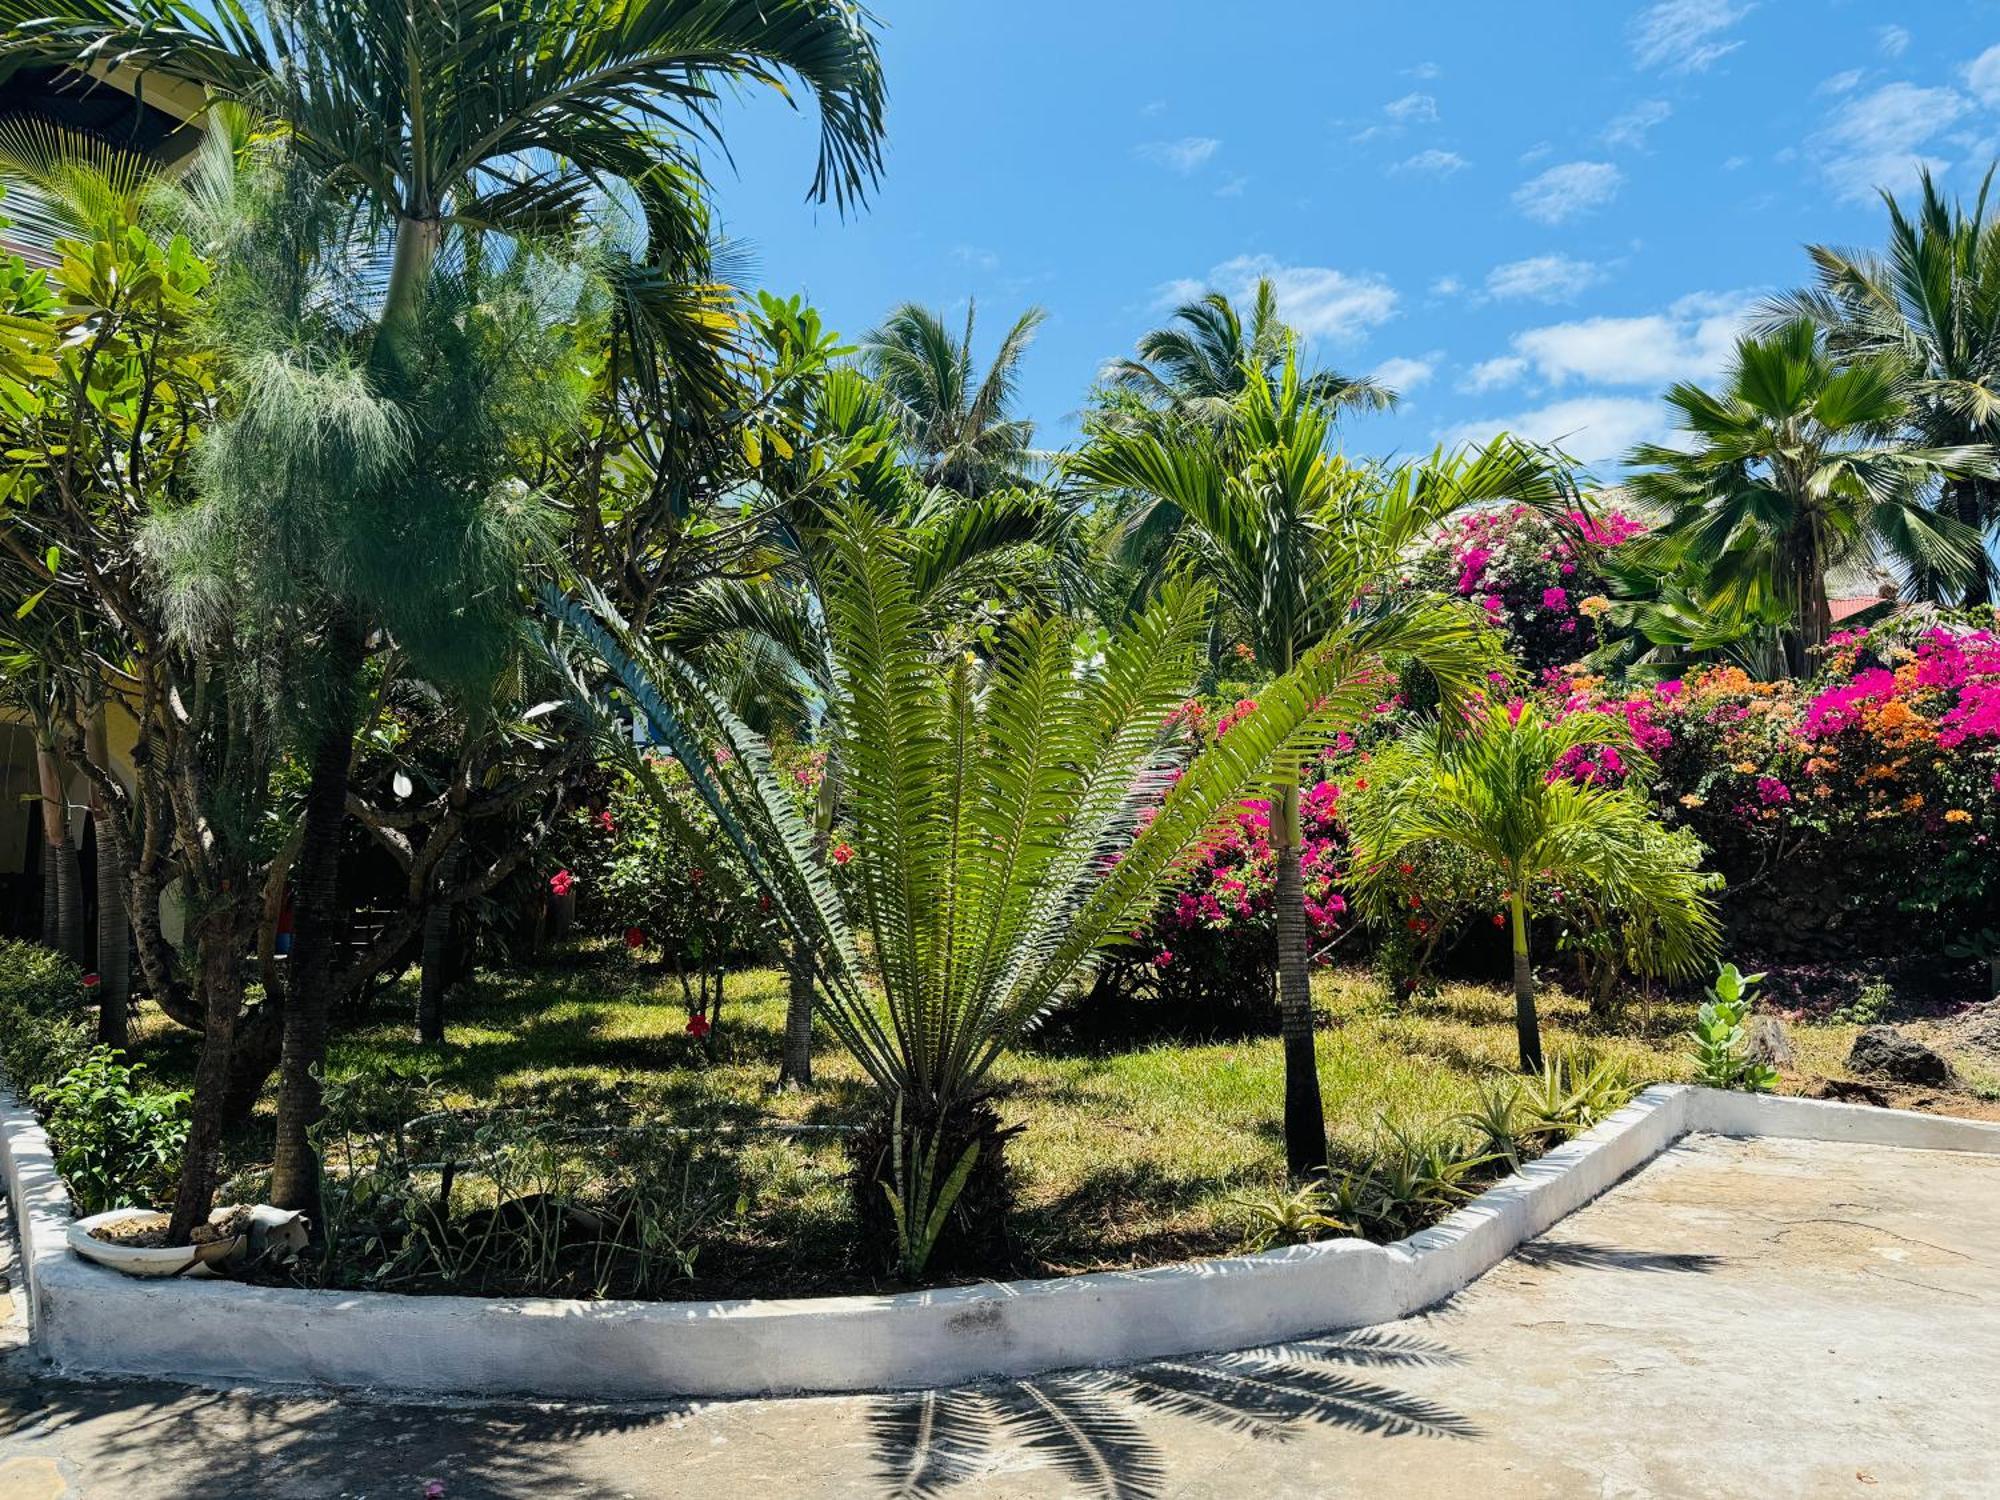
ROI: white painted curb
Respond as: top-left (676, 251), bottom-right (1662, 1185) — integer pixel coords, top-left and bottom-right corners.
top-left (4, 1077), bottom-right (1999, 1399)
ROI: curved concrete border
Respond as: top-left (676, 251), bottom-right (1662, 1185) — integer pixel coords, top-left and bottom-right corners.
top-left (4, 1077), bottom-right (1999, 1399)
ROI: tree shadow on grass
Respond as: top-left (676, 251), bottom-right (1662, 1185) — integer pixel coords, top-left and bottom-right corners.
top-left (869, 1330), bottom-right (1478, 1500)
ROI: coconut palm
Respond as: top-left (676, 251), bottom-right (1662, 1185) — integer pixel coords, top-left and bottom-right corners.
top-left (1763, 168), bottom-right (2000, 603)
top-left (1105, 278), bottom-right (1396, 429)
top-left (862, 302), bottom-right (1045, 497)
top-left (1624, 319), bottom-right (1997, 677)
top-left (1346, 699), bottom-right (1721, 1073)
top-left (1072, 356), bottom-right (1571, 1175)
top-left (546, 497), bottom-right (1498, 1275)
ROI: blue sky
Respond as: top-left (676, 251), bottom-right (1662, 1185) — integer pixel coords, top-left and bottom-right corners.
top-left (709, 1), bottom-right (2000, 481)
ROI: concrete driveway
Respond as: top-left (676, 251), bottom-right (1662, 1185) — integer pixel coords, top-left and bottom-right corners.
top-left (2, 1132), bottom-right (1996, 1499)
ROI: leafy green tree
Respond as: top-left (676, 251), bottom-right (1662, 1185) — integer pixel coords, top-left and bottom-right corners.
top-left (862, 301), bottom-right (1044, 497)
top-left (1071, 356), bottom-right (1562, 1175)
top-left (1624, 319), bottom-right (1996, 676)
top-left (1765, 168), bottom-right (2000, 603)
top-left (1104, 277), bottom-right (1396, 429)
top-left (1347, 699), bottom-right (1721, 1073)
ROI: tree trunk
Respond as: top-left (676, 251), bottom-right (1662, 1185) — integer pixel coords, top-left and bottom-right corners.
top-left (85, 712), bottom-right (131, 1048)
top-left (779, 943), bottom-right (814, 1087)
top-left (270, 619), bottom-right (365, 1213)
top-left (1510, 887), bottom-right (1543, 1074)
top-left (416, 841), bottom-right (461, 1046)
top-left (1273, 778), bottom-right (1328, 1178)
top-left (167, 906), bottom-right (248, 1243)
top-left (36, 744), bottom-right (84, 962)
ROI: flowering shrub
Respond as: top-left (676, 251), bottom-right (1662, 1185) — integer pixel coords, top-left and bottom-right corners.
top-left (1405, 505), bottom-right (1645, 675)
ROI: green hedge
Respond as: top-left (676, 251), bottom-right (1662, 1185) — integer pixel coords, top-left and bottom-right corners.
top-left (0, 938), bottom-right (95, 1099)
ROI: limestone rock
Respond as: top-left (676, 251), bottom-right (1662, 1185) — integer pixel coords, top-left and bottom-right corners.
top-left (1743, 1015), bottom-right (1794, 1071)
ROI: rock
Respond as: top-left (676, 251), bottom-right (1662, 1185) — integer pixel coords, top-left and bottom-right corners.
top-left (1846, 1025), bottom-right (1955, 1086)
top-left (1743, 1015), bottom-right (1794, 1071)
top-left (1805, 1077), bottom-right (1893, 1108)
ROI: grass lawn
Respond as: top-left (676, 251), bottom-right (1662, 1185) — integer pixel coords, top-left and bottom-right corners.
top-left (127, 944), bottom-right (2000, 1297)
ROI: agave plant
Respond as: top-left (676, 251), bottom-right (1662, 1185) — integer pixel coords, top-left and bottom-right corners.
top-left (547, 500), bottom-right (1497, 1276)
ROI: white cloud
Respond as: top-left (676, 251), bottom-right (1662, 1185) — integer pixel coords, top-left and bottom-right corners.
top-left (1214, 175), bottom-right (1250, 198)
top-left (1406, 61), bottom-right (1441, 80)
top-left (1136, 136), bottom-right (1221, 174)
top-left (1443, 396), bottom-right (1673, 468)
top-left (1430, 274), bottom-right (1464, 296)
top-left (1967, 45), bottom-right (2000, 108)
top-left (1161, 254), bottom-right (1398, 342)
top-left (1393, 148), bottom-right (1468, 177)
top-left (1878, 25), bottom-right (1911, 59)
top-left (950, 245), bottom-right (998, 272)
top-left (1140, 99), bottom-right (1169, 118)
top-left (1603, 99), bottom-right (1672, 151)
top-left (1484, 254), bottom-right (1603, 303)
top-left (1509, 291), bottom-right (1757, 388)
top-left (1513, 161), bottom-right (1623, 224)
top-left (1813, 82), bottom-right (1967, 203)
top-left (1371, 355), bottom-right (1435, 392)
top-left (1722, 154), bottom-right (1750, 171)
top-left (1630, 0), bottom-right (1754, 74)
top-left (1384, 91), bottom-right (1439, 124)
top-left (1460, 355), bottom-right (1528, 393)
top-left (1817, 68), bottom-right (1866, 97)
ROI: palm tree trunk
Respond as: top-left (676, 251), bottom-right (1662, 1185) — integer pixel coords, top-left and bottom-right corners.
top-left (779, 942), bottom-right (814, 1087)
top-left (85, 711), bottom-right (130, 1048)
top-left (1510, 886), bottom-right (1543, 1073)
top-left (416, 840), bottom-right (461, 1046)
top-left (1273, 777), bottom-right (1327, 1177)
top-left (35, 743), bottom-right (84, 962)
top-left (270, 618), bottom-right (365, 1212)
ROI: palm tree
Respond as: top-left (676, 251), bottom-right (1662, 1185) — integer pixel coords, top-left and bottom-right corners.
top-left (1073, 356), bottom-right (1570, 1176)
top-left (546, 499), bottom-right (1498, 1275)
top-left (1625, 319), bottom-right (1996, 678)
top-left (1763, 168), bottom-right (2000, 603)
top-left (862, 302), bottom-right (1044, 496)
top-left (1346, 700), bottom-right (1721, 1073)
top-left (1105, 278), bottom-right (1396, 429)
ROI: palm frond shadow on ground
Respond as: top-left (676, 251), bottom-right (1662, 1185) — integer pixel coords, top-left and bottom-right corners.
top-left (868, 1330), bottom-right (1477, 1499)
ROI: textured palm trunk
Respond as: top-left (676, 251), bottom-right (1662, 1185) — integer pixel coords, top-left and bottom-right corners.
top-left (1510, 887), bottom-right (1543, 1074)
top-left (168, 906), bottom-right (249, 1243)
top-left (85, 711), bottom-right (130, 1047)
top-left (416, 840), bottom-right (461, 1046)
top-left (271, 619), bottom-right (365, 1213)
top-left (779, 943), bottom-right (814, 1087)
top-left (35, 744), bottom-right (84, 962)
top-left (1273, 778), bottom-right (1328, 1178)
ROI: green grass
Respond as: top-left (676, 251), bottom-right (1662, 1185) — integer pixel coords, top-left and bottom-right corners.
top-left (134, 946), bottom-right (1713, 1292)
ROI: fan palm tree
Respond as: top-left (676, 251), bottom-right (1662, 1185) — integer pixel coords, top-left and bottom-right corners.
top-left (1763, 168), bottom-right (2000, 604)
top-left (1346, 699), bottom-right (1721, 1073)
top-left (862, 301), bottom-right (1044, 496)
top-left (1072, 356), bottom-right (1571, 1175)
top-left (1105, 278), bottom-right (1396, 429)
top-left (1624, 319), bottom-right (1997, 678)
top-left (545, 499), bottom-right (1498, 1275)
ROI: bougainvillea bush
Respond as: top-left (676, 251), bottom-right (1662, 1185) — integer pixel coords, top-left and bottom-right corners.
top-left (1404, 505), bottom-right (1645, 676)
top-left (1542, 615), bottom-right (2000, 967)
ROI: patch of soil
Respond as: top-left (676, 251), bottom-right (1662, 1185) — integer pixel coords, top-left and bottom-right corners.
top-left (1802, 1075), bottom-right (2000, 1123)
top-left (86, 1204), bottom-right (251, 1250)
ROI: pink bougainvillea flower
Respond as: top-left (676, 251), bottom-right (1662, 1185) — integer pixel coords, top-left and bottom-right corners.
top-left (831, 841), bottom-right (855, 866)
top-left (81, 972), bottom-right (100, 989)
top-left (596, 809), bottom-right (616, 833)
top-left (424, 1483), bottom-right (446, 1500)
top-left (1541, 586), bottom-right (1568, 612)
top-left (624, 927), bottom-right (646, 949)
top-left (1154, 949), bottom-right (1174, 967)
top-left (1491, 913), bottom-right (1506, 927)
top-left (685, 1013), bottom-right (711, 1038)
top-left (548, 869), bottom-right (574, 897)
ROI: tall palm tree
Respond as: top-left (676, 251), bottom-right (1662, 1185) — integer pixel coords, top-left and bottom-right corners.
top-left (1346, 700), bottom-right (1721, 1072)
top-left (862, 302), bottom-right (1045, 497)
top-left (547, 499), bottom-right (1499, 1275)
top-left (1105, 278), bottom-right (1397, 429)
top-left (1073, 356), bottom-right (1570, 1176)
top-left (1625, 319), bottom-right (1996, 678)
top-left (1763, 168), bottom-right (2000, 603)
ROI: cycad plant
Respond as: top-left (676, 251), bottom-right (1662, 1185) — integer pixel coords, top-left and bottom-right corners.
top-left (1074, 355), bottom-right (1572, 1176)
top-left (548, 501), bottom-right (1497, 1277)
top-left (1346, 699), bottom-right (1721, 1073)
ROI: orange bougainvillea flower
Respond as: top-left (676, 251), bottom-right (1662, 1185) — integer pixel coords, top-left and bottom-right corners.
top-left (1945, 808), bottom-right (1973, 824)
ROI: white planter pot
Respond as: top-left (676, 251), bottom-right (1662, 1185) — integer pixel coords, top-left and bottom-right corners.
top-left (66, 1205), bottom-right (307, 1279)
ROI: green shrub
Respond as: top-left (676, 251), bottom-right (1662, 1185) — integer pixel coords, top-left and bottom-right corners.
top-left (0, 938), bottom-right (94, 1097)
top-left (30, 1048), bottom-right (191, 1215)
top-left (1688, 963), bottom-right (1780, 1093)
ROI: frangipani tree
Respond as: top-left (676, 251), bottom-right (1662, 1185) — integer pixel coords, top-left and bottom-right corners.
top-left (1346, 699), bottom-right (1721, 1073)
top-left (547, 501), bottom-right (1500, 1276)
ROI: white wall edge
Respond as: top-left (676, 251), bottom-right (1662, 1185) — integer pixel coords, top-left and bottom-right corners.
top-left (5, 1074), bottom-right (2000, 1401)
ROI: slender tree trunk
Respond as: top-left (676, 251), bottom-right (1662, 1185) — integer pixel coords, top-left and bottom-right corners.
top-left (416, 840), bottom-right (461, 1046)
top-left (270, 619), bottom-right (365, 1213)
top-left (85, 712), bottom-right (130, 1048)
top-left (168, 906), bottom-right (248, 1243)
top-left (35, 744), bottom-right (84, 962)
top-left (779, 943), bottom-right (814, 1087)
top-left (39, 845), bottom-right (57, 949)
top-left (1510, 886), bottom-right (1543, 1074)
top-left (1273, 777), bottom-right (1327, 1178)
